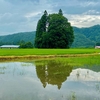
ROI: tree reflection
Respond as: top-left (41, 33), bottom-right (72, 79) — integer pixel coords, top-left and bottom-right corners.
top-left (35, 60), bottom-right (72, 89)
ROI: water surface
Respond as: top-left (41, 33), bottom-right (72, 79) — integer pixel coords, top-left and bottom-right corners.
top-left (0, 60), bottom-right (100, 100)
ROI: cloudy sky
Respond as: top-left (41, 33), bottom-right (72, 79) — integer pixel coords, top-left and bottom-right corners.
top-left (0, 0), bottom-right (100, 35)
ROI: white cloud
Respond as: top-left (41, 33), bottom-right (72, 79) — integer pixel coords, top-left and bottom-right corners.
top-left (83, 10), bottom-right (100, 15)
top-left (25, 12), bottom-right (42, 18)
top-left (0, 0), bottom-right (100, 35)
top-left (66, 14), bottom-right (100, 27)
top-left (80, 1), bottom-right (98, 7)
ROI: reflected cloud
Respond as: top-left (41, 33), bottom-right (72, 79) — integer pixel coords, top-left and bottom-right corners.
top-left (68, 68), bottom-right (100, 81)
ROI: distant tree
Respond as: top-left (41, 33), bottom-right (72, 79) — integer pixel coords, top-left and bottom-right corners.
top-left (19, 40), bottom-right (25, 44)
top-left (58, 9), bottom-right (63, 16)
top-left (96, 42), bottom-right (100, 46)
top-left (19, 42), bottom-right (33, 48)
top-left (34, 9), bottom-right (74, 48)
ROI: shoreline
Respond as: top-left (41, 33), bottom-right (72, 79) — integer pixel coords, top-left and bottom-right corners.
top-left (0, 53), bottom-right (99, 61)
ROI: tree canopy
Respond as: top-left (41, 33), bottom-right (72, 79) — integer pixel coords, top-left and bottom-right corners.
top-left (35, 9), bottom-right (74, 48)
top-left (96, 42), bottom-right (100, 46)
top-left (19, 41), bottom-right (33, 48)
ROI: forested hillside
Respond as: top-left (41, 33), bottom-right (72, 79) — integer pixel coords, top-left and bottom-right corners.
top-left (0, 25), bottom-right (100, 48)
top-left (72, 25), bottom-right (100, 48)
top-left (0, 31), bottom-right (35, 45)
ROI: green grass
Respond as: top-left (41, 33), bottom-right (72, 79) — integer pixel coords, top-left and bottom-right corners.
top-left (0, 48), bottom-right (100, 66)
top-left (0, 48), bottom-right (100, 56)
top-left (35, 55), bottom-right (100, 68)
top-left (55, 55), bottom-right (100, 66)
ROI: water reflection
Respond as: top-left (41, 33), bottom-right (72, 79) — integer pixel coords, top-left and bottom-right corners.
top-left (0, 60), bottom-right (100, 100)
top-left (35, 60), bottom-right (72, 89)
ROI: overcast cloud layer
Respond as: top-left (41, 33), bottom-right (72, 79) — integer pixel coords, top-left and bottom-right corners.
top-left (0, 0), bottom-right (100, 35)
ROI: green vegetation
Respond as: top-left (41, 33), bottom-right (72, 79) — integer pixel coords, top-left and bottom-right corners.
top-left (96, 42), bottom-right (100, 46)
top-left (35, 9), bottom-right (74, 48)
top-left (35, 55), bottom-right (100, 73)
top-left (0, 25), bottom-right (100, 48)
top-left (0, 48), bottom-right (99, 56)
top-left (19, 42), bottom-right (33, 48)
top-left (72, 25), bottom-right (100, 48)
top-left (0, 48), bottom-right (100, 68)
top-left (34, 10), bottom-right (48, 48)
top-left (0, 31), bottom-right (35, 46)
top-left (54, 55), bottom-right (100, 66)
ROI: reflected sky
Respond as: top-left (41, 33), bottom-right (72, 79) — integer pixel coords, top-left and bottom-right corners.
top-left (0, 61), bottom-right (100, 100)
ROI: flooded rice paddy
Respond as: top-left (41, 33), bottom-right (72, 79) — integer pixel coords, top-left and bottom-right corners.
top-left (0, 59), bottom-right (100, 100)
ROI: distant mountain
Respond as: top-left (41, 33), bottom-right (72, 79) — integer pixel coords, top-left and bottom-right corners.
top-left (72, 25), bottom-right (100, 48)
top-left (0, 31), bottom-right (36, 45)
top-left (0, 25), bottom-right (100, 48)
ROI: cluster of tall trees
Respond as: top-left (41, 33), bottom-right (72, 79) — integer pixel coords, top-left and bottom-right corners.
top-left (35, 9), bottom-right (74, 48)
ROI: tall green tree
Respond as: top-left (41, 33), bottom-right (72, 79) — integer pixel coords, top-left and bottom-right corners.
top-left (35, 10), bottom-right (48, 48)
top-left (47, 13), bottom-right (74, 48)
top-left (34, 9), bottom-right (74, 48)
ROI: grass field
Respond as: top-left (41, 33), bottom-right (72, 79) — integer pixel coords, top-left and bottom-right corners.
top-left (0, 48), bottom-right (100, 63)
top-left (0, 48), bottom-right (100, 56)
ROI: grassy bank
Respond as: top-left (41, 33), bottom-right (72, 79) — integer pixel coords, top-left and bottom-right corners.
top-left (0, 48), bottom-right (100, 61)
top-left (0, 48), bottom-right (100, 56)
